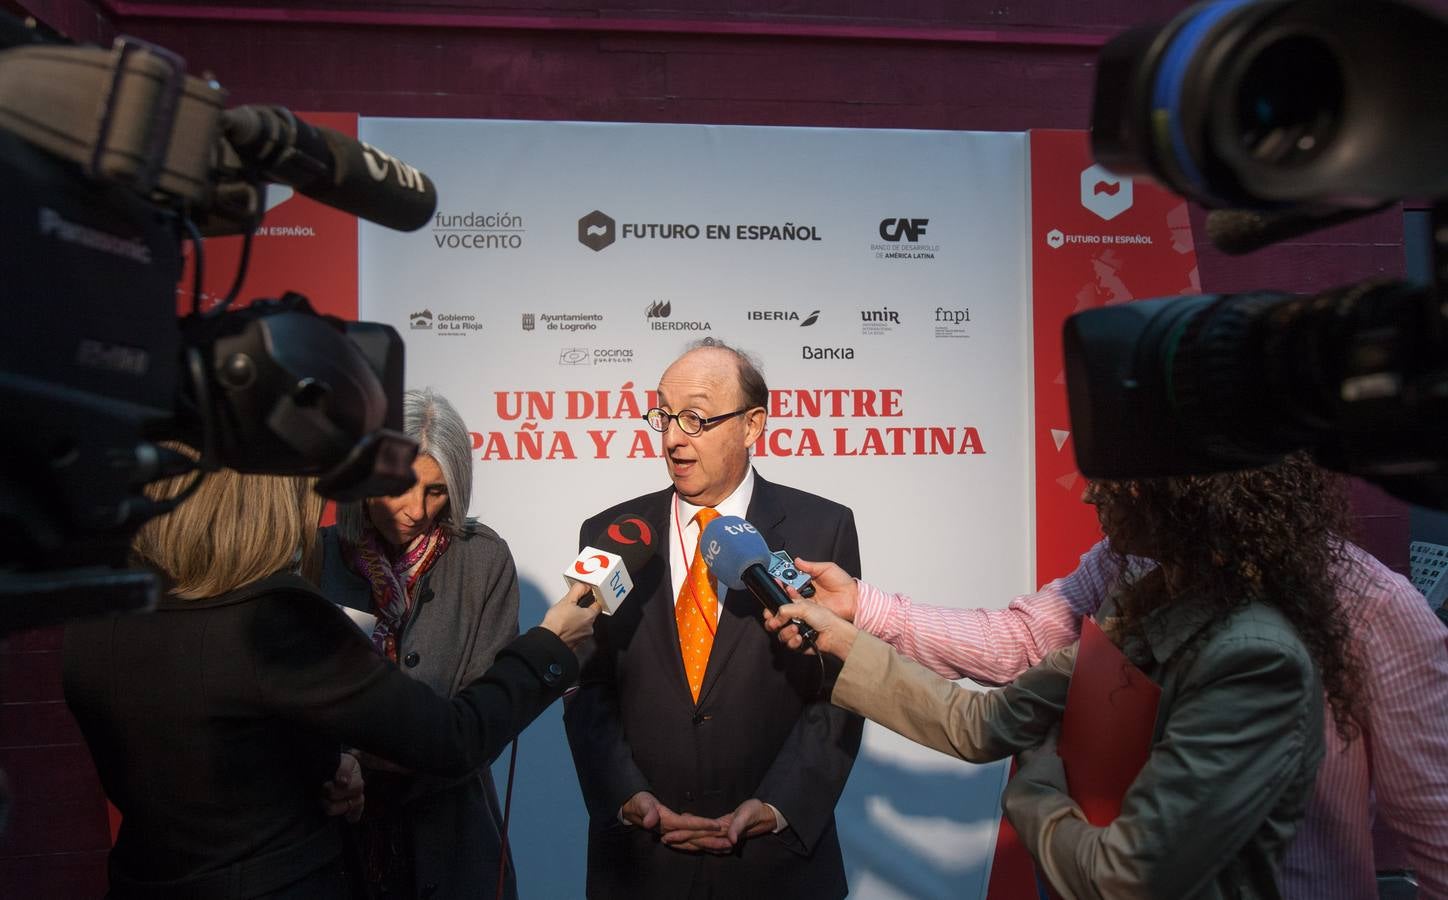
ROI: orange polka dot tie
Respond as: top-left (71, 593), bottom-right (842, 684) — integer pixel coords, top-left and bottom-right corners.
top-left (676, 507), bottom-right (721, 703)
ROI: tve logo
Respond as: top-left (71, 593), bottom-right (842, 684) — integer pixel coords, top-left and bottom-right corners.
top-left (1080, 165), bottom-right (1133, 221)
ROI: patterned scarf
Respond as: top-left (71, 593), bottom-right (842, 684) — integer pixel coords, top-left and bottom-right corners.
top-left (342, 524), bottom-right (450, 663)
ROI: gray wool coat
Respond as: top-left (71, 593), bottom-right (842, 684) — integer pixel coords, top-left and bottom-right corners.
top-left (320, 519), bottom-right (522, 900)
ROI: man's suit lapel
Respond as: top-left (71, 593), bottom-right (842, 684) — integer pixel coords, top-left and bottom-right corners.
top-left (697, 472), bottom-right (785, 706)
top-left (640, 491), bottom-right (694, 704)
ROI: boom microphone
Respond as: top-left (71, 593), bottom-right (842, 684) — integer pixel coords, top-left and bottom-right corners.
top-left (699, 516), bottom-right (818, 643)
top-left (565, 513), bottom-right (656, 614)
top-left (221, 105), bottom-right (437, 232)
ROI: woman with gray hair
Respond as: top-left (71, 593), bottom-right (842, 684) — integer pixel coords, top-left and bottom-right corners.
top-left (320, 387), bottom-right (524, 900)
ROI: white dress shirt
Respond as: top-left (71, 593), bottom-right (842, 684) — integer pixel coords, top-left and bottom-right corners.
top-left (668, 468), bottom-right (755, 619)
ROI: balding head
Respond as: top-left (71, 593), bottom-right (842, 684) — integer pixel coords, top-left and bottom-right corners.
top-left (654, 342), bottom-right (768, 506)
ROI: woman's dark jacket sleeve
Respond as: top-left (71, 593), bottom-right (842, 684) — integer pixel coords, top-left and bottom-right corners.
top-left (242, 577), bottom-right (577, 777)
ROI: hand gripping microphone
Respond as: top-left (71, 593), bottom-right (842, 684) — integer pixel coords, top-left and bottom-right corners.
top-left (699, 515), bottom-right (818, 643)
top-left (564, 513), bottom-right (656, 614)
top-left (221, 105), bottom-right (437, 232)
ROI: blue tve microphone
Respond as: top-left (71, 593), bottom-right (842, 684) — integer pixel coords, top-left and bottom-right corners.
top-left (700, 515), bottom-right (818, 643)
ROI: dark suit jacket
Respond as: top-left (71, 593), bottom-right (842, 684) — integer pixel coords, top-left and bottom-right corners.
top-left (564, 471), bottom-right (863, 900)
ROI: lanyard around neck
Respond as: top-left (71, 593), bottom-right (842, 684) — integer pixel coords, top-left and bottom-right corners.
top-left (673, 492), bottom-right (717, 636)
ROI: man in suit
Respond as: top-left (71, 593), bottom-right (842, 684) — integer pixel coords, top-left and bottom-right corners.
top-left (564, 339), bottom-right (863, 900)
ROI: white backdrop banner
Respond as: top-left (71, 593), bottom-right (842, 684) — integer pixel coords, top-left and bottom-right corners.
top-left (358, 118), bottom-right (1034, 900)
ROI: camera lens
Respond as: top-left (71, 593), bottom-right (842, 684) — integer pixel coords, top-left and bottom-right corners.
top-left (1234, 35), bottom-right (1342, 166)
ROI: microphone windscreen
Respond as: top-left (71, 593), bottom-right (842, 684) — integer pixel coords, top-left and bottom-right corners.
top-left (588, 513), bottom-right (656, 573)
top-left (315, 126), bottom-right (438, 232)
top-left (699, 516), bottom-right (771, 590)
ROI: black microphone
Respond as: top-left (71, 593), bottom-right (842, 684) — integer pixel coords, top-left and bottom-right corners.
top-left (221, 105), bottom-right (437, 232)
top-left (1205, 205), bottom-right (1383, 256)
top-left (566, 513), bottom-right (657, 613)
top-left (699, 515), bottom-right (818, 643)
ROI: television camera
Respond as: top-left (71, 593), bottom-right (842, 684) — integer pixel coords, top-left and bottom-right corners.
top-left (0, 14), bottom-right (438, 631)
top-left (1065, 0), bottom-right (1448, 507)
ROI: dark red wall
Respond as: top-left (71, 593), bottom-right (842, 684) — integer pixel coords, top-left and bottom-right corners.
top-left (1, 1), bottom-right (1421, 894)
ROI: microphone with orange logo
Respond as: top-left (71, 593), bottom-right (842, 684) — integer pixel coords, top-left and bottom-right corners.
top-left (563, 513), bottom-right (656, 614)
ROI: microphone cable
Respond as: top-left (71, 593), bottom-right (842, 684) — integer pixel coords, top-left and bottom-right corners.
top-left (494, 737), bottom-right (519, 900)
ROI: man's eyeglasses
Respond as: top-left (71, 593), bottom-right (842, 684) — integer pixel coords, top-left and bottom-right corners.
top-left (644, 407), bottom-right (750, 436)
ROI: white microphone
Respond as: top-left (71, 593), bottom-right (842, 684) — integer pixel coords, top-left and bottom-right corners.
top-left (563, 547), bottom-right (635, 614)
top-left (562, 513), bottom-right (656, 614)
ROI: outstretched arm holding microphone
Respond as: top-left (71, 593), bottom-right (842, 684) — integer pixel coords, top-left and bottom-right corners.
top-left (763, 590), bottom-right (1068, 764)
top-left (62, 456), bottom-right (602, 900)
top-left (770, 543), bottom-right (1448, 899)
top-left (766, 552), bottom-right (1104, 684)
top-left (763, 458), bottom-right (1373, 900)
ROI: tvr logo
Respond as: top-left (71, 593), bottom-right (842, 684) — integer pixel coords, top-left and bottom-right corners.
top-left (879, 218), bottom-right (929, 242)
top-left (1079, 165), bottom-right (1133, 221)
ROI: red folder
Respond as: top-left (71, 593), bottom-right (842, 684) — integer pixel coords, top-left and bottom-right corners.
top-left (1025, 619), bottom-right (1163, 900)
top-left (1058, 616), bottom-right (1161, 826)
top-left (988, 618), bottom-right (1161, 900)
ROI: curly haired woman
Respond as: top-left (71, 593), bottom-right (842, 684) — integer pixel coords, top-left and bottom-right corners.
top-left (768, 454), bottom-right (1364, 899)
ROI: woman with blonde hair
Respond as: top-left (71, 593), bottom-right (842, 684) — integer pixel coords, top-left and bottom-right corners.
top-left (63, 454), bottom-right (596, 899)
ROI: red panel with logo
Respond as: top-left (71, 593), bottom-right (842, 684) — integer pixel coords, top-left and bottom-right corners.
top-left (1027, 129), bottom-right (1200, 586)
top-left (985, 129), bottom-right (1200, 900)
top-left (177, 112), bottom-right (360, 321)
